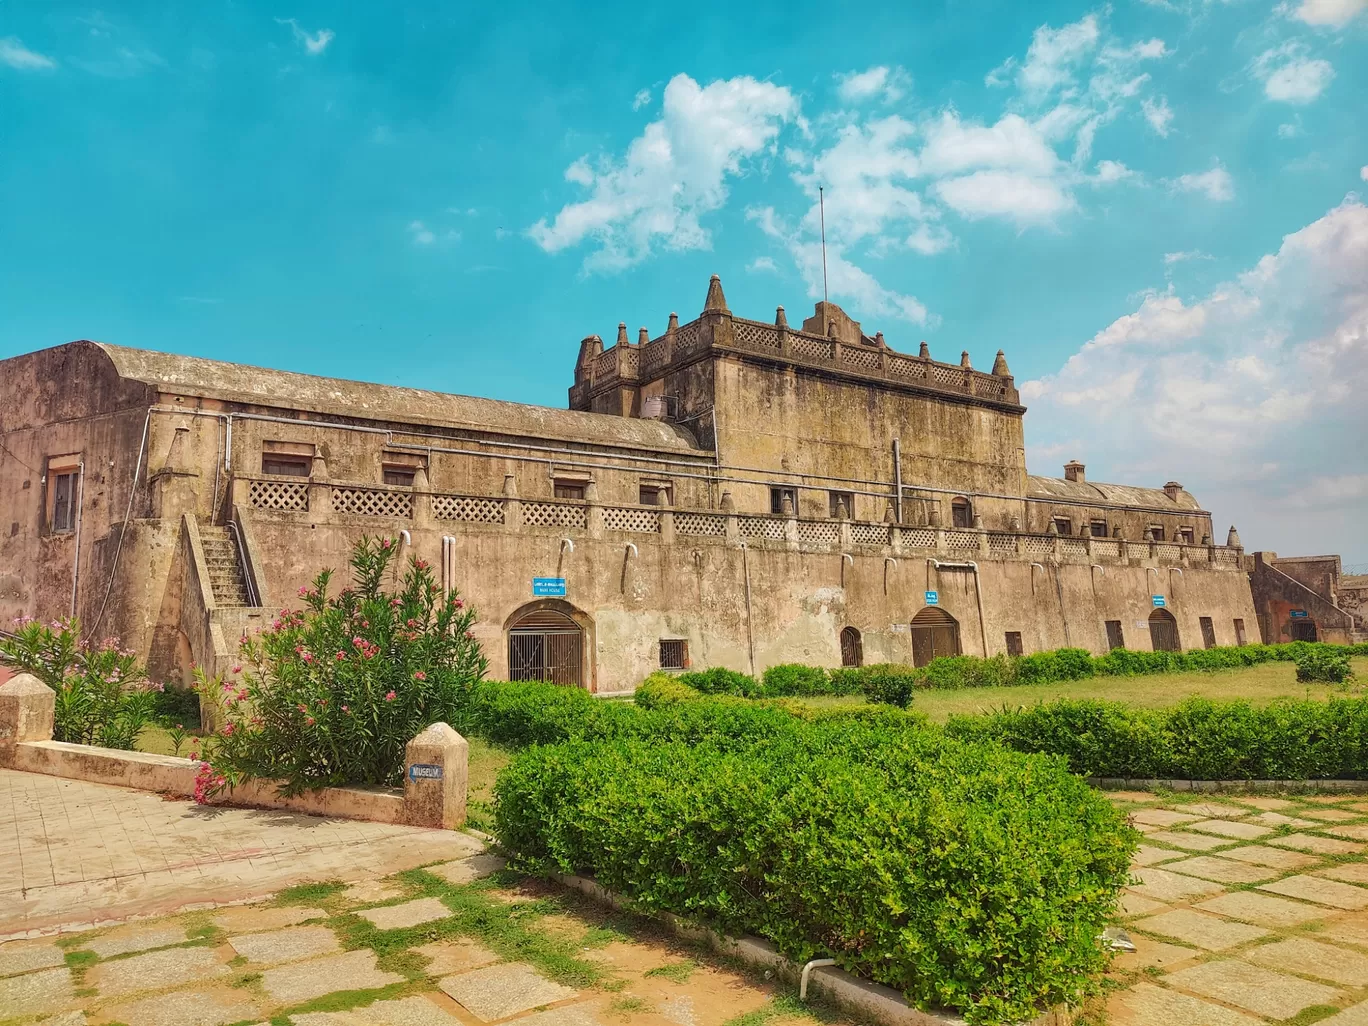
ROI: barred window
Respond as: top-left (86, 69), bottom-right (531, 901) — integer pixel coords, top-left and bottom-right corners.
top-left (262, 456), bottom-right (310, 477)
top-left (659, 639), bottom-right (688, 670)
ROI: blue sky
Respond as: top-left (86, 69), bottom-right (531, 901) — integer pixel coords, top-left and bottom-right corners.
top-left (2, 1), bottom-right (1366, 561)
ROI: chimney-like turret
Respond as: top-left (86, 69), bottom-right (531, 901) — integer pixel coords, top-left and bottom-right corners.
top-left (960, 350), bottom-right (972, 369)
top-left (616, 322), bottom-right (629, 346)
top-left (1227, 525), bottom-right (1242, 548)
top-left (575, 335), bottom-right (604, 374)
top-left (667, 312), bottom-right (679, 334)
top-left (703, 274), bottom-right (729, 313)
top-left (919, 341), bottom-right (930, 359)
top-left (1064, 461), bottom-right (1085, 483)
top-left (1163, 481), bottom-right (1183, 501)
top-left (637, 327), bottom-right (650, 345)
top-left (992, 350), bottom-right (1011, 377)
top-left (874, 331), bottom-right (886, 348)
top-left (775, 306), bottom-right (788, 328)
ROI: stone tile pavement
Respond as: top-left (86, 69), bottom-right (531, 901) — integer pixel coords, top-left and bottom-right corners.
top-left (1105, 790), bottom-right (1368, 1024)
top-left (0, 768), bottom-right (482, 939)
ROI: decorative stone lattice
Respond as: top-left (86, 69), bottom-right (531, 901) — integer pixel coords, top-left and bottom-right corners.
top-left (851, 523), bottom-right (892, 546)
top-left (1217, 548), bottom-right (1243, 565)
top-left (1023, 536), bottom-right (1054, 556)
top-left (1092, 539), bottom-right (1120, 559)
top-left (946, 530), bottom-right (978, 551)
top-left (887, 357), bottom-right (925, 380)
top-left (841, 347), bottom-right (881, 370)
top-left (1155, 543), bottom-right (1181, 561)
top-left (1061, 538), bottom-right (1089, 557)
top-left (523, 502), bottom-right (588, 529)
top-left (988, 533), bottom-right (1016, 555)
top-left (902, 528), bottom-right (935, 549)
top-left (604, 507), bottom-right (660, 533)
top-left (249, 479), bottom-right (309, 512)
top-left (676, 513), bottom-right (726, 536)
top-left (790, 335), bottom-right (833, 361)
top-left (432, 495), bottom-right (505, 524)
top-left (732, 320), bottom-right (779, 350)
top-left (797, 521), bottom-right (840, 545)
top-left (332, 487), bottom-right (413, 519)
top-left (739, 516), bottom-right (786, 540)
top-left (674, 322), bottom-right (703, 354)
top-left (640, 340), bottom-right (669, 377)
top-left (932, 364), bottom-right (962, 386)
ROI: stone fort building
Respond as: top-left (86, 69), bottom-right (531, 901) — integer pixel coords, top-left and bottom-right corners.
top-left (3, 275), bottom-right (1342, 693)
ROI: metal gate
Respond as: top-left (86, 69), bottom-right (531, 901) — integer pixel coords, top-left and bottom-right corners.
top-left (508, 608), bottom-right (582, 686)
top-left (840, 626), bottom-right (863, 667)
top-left (1149, 609), bottom-right (1181, 652)
top-left (1290, 620), bottom-right (1319, 642)
top-left (910, 607), bottom-right (961, 667)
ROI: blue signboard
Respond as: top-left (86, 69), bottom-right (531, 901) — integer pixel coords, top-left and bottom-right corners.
top-left (925, 590), bottom-right (939, 605)
top-left (408, 764), bottom-right (443, 781)
top-left (533, 577), bottom-right (567, 597)
top-left (1152, 595), bottom-right (1166, 607)
top-left (1290, 610), bottom-right (1309, 619)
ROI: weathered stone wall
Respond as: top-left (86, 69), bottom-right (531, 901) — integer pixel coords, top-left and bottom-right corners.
top-left (1249, 552), bottom-right (1359, 645)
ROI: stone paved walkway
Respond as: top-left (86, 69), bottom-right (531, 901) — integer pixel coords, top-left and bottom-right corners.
top-left (0, 769), bottom-right (481, 938)
top-left (1105, 790), bottom-right (1368, 1024)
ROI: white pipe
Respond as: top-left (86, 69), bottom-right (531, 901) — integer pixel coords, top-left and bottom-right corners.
top-left (625, 542), bottom-right (638, 558)
top-left (892, 438), bottom-right (903, 522)
top-left (928, 558), bottom-right (990, 657)
top-left (399, 529), bottom-right (412, 546)
top-left (1091, 564), bottom-right (1105, 577)
top-left (841, 551), bottom-right (853, 588)
top-left (69, 462), bottom-right (85, 619)
top-left (561, 538), bottom-right (575, 554)
top-left (799, 958), bottom-right (836, 1001)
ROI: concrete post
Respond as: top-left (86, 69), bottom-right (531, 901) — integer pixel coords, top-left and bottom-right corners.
top-left (585, 481), bottom-right (604, 539)
top-left (0, 674), bottom-right (55, 767)
top-left (658, 496), bottom-right (675, 546)
top-left (403, 722), bottom-right (468, 830)
top-left (412, 468), bottom-right (433, 529)
top-left (503, 473), bottom-right (522, 530)
top-left (308, 457), bottom-right (332, 524)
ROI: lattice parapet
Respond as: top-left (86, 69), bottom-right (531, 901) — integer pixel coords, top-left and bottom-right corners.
top-left (1022, 536), bottom-right (1054, 556)
top-left (988, 533), bottom-right (1016, 555)
top-left (674, 321), bottom-right (703, 354)
top-left (523, 501), bottom-right (588, 529)
top-left (739, 516), bottom-right (786, 541)
top-left (640, 339), bottom-right (670, 377)
top-left (946, 530), bottom-right (978, 551)
top-left (332, 487), bottom-right (413, 519)
top-left (1155, 543), bottom-right (1181, 561)
top-left (676, 513), bottom-right (726, 537)
top-left (790, 333), bottom-right (834, 361)
top-left (1061, 538), bottom-right (1088, 557)
top-left (249, 479), bottom-right (309, 512)
top-left (841, 346), bottom-right (881, 370)
top-left (604, 506), bottom-right (660, 533)
top-left (900, 527), bottom-right (935, 549)
top-left (432, 494), bottom-right (505, 524)
top-left (851, 523), bottom-right (891, 546)
top-left (1091, 539), bottom-right (1120, 559)
top-left (797, 521), bottom-right (840, 545)
top-left (732, 319), bottom-right (780, 351)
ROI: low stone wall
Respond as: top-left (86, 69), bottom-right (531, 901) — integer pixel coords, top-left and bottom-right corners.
top-left (0, 673), bottom-right (467, 828)
top-left (1092, 777), bottom-right (1368, 793)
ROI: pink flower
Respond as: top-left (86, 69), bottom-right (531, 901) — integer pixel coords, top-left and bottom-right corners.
top-left (297, 703), bottom-right (307, 712)
top-left (298, 586), bottom-right (309, 597)
top-left (222, 723), bottom-right (235, 735)
top-left (414, 558), bottom-right (429, 571)
top-left (413, 671), bottom-right (427, 681)
top-left (453, 598), bottom-right (464, 609)
top-left (231, 665), bottom-right (242, 674)
top-left (336, 651), bottom-right (346, 661)
top-left (385, 691), bottom-right (396, 702)
top-left (352, 636), bottom-right (364, 648)
top-left (381, 538), bottom-right (392, 549)
top-left (306, 716), bottom-right (316, 725)
top-left (341, 704), bottom-right (349, 713)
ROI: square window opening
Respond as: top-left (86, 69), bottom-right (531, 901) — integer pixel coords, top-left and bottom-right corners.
top-left (1200, 616), bottom-right (1217, 649)
top-left (1005, 631), bottom-right (1024, 657)
top-left (659, 639), bottom-right (688, 671)
top-left (262, 456), bottom-right (311, 478)
top-left (1052, 517), bottom-right (1073, 536)
top-left (1089, 520), bottom-right (1109, 538)
top-left (770, 487), bottom-right (797, 516)
top-left (554, 481), bottom-right (587, 501)
top-left (639, 484), bottom-right (671, 507)
top-left (1148, 524), bottom-right (1166, 542)
top-left (383, 466), bottom-right (417, 487)
top-left (828, 490), bottom-right (854, 519)
top-left (1105, 620), bottom-right (1125, 651)
top-left (950, 499), bottom-right (973, 528)
top-left (1179, 527), bottom-right (1195, 544)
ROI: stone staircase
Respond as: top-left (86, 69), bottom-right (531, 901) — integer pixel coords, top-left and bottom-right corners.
top-left (199, 525), bottom-right (251, 608)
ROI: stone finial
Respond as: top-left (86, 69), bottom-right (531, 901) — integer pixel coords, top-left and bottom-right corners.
top-left (638, 327), bottom-right (650, 345)
top-left (576, 335), bottom-right (604, 374)
top-left (1163, 481), bottom-right (1183, 501)
top-left (775, 306), bottom-right (788, 328)
top-left (1227, 525), bottom-right (1242, 548)
top-left (874, 331), bottom-right (886, 348)
top-left (1064, 460), bottom-right (1086, 483)
top-left (412, 466), bottom-right (430, 491)
top-left (919, 341), bottom-right (930, 359)
top-left (1048, 520), bottom-right (1060, 537)
top-left (311, 454), bottom-right (328, 481)
top-left (781, 493), bottom-right (795, 517)
top-left (1112, 525), bottom-right (1122, 539)
top-left (884, 503), bottom-right (897, 524)
top-left (992, 350), bottom-right (1011, 377)
top-left (1011, 516), bottom-right (1023, 531)
top-left (502, 473), bottom-right (518, 498)
top-left (960, 350), bottom-right (972, 369)
top-left (616, 322), bottom-right (629, 346)
top-left (972, 514), bottom-right (984, 529)
top-left (719, 490), bottom-right (735, 512)
top-left (1143, 527), bottom-right (1155, 542)
top-left (667, 312), bottom-right (679, 335)
top-left (703, 274), bottom-right (730, 314)
top-left (1202, 534), bottom-right (1212, 546)
top-left (161, 425), bottom-right (192, 475)
top-left (835, 496), bottom-right (849, 519)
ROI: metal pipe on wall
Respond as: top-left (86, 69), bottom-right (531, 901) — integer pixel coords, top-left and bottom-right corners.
top-left (892, 439), bottom-right (903, 523)
top-left (740, 542), bottom-right (756, 677)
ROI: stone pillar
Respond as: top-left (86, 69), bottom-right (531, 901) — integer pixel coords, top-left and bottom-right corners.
top-left (974, 514), bottom-right (989, 556)
top-left (0, 674), bottom-right (55, 767)
top-left (839, 518), bottom-right (853, 551)
top-left (411, 467), bottom-right (433, 529)
top-left (308, 456), bottom-right (332, 524)
top-left (403, 722), bottom-right (468, 830)
top-left (721, 491), bottom-right (740, 545)
top-left (503, 473), bottom-right (522, 530)
top-left (585, 480), bottom-right (604, 539)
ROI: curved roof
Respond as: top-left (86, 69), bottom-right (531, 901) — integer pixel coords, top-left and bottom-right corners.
top-left (1027, 474), bottom-right (1206, 513)
top-left (89, 342), bottom-right (706, 454)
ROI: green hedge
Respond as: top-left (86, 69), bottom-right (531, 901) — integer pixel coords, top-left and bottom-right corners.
top-left (944, 696), bottom-right (1368, 780)
top-left (496, 726), bottom-right (1135, 1024)
top-left (1297, 648), bottom-right (1356, 684)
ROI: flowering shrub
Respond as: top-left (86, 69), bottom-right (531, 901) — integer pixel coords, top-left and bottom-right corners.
top-left (0, 617), bottom-right (159, 749)
top-left (201, 537), bottom-right (488, 797)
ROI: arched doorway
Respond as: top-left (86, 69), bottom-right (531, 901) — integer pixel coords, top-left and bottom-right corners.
top-left (911, 607), bottom-right (960, 667)
top-left (507, 605), bottom-right (584, 686)
top-left (1290, 619), bottom-right (1319, 642)
top-left (840, 626), bottom-right (863, 667)
top-left (1148, 608), bottom-right (1181, 652)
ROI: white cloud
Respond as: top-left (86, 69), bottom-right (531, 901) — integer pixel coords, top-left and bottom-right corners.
top-left (1253, 43), bottom-right (1334, 104)
top-left (1167, 164), bottom-right (1235, 201)
top-left (276, 18), bottom-right (333, 55)
top-left (408, 221), bottom-right (436, 245)
top-left (1362, 165), bottom-right (1368, 182)
top-left (1093, 160), bottom-right (1136, 184)
top-left (1141, 96), bottom-right (1174, 136)
top-left (906, 224), bottom-right (954, 255)
top-left (1014, 14), bottom-right (1102, 102)
top-left (529, 73), bottom-right (798, 271)
top-left (934, 171), bottom-right (1075, 225)
top-left (835, 66), bottom-right (910, 104)
top-left (632, 88), bottom-right (651, 111)
top-left (1278, 118), bottom-right (1303, 138)
top-left (1022, 197), bottom-right (1368, 559)
top-left (920, 112), bottom-right (1060, 177)
top-left (1164, 249), bottom-right (1213, 264)
top-left (1289, 0), bottom-right (1367, 27)
top-left (746, 256), bottom-right (778, 273)
top-left (0, 36), bottom-right (56, 70)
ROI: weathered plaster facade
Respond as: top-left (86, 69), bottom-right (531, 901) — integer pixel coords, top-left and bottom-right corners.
top-left (2, 277), bottom-right (1273, 692)
top-left (1249, 553), bottom-right (1365, 645)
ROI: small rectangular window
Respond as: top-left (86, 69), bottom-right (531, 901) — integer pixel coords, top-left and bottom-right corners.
top-left (639, 484), bottom-right (671, 507)
top-left (262, 455), bottom-right (311, 477)
top-left (1234, 618), bottom-right (1247, 646)
top-left (1105, 620), bottom-right (1125, 651)
top-left (1148, 524), bottom-right (1166, 542)
top-left (554, 481), bottom-right (586, 501)
top-left (383, 467), bottom-right (416, 487)
top-left (1005, 631), bottom-right (1024, 657)
top-left (770, 487), bottom-right (797, 515)
top-left (659, 639), bottom-right (688, 670)
top-left (951, 499), bottom-right (972, 528)
top-left (1089, 519), bottom-right (1108, 538)
top-left (1179, 527), bottom-right (1195, 544)
top-left (51, 470), bottom-right (77, 532)
top-left (828, 491), bottom-right (854, 518)
top-left (1053, 517), bottom-right (1073, 536)
top-left (1200, 616), bottom-right (1217, 649)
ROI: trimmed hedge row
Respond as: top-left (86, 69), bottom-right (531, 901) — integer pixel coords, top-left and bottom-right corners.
top-left (496, 724), bottom-right (1134, 1024)
top-left (944, 696), bottom-right (1368, 780)
top-left (666, 663), bottom-right (864, 698)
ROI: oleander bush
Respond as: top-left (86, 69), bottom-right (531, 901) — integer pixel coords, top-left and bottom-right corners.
top-left (1296, 647), bottom-right (1356, 684)
top-left (200, 536), bottom-right (488, 796)
top-left (1, 617), bottom-right (159, 749)
top-left (944, 696), bottom-right (1368, 780)
top-left (496, 725), bottom-right (1135, 1024)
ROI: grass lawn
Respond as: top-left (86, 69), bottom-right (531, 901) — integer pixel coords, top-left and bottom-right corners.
top-left (790, 655), bottom-right (1368, 723)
